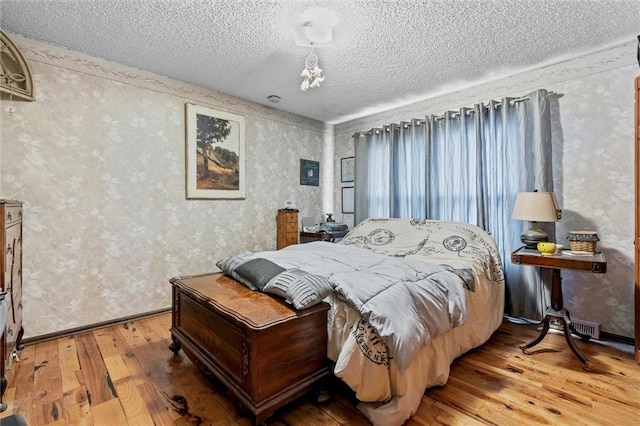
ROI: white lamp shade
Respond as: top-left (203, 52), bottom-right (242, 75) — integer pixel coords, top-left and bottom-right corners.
top-left (511, 192), bottom-right (561, 222)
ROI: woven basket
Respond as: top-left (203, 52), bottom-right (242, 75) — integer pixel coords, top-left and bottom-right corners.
top-left (567, 231), bottom-right (599, 252)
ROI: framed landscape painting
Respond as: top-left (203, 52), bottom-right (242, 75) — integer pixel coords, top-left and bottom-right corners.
top-left (185, 103), bottom-right (246, 199)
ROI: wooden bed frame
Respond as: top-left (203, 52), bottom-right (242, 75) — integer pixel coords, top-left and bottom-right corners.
top-left (169, 273), bottom-right (330, 425)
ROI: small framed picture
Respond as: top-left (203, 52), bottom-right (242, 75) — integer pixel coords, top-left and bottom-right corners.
top-left (341, 157), bottom-right (354, 183)
top-left (300, 159), bottom-right (320, 186)
top-left (342, 186), bottom-right (354, 214)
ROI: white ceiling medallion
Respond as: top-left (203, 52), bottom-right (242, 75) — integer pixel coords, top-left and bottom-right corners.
top-left (292, 22), bottom-right (333, 48)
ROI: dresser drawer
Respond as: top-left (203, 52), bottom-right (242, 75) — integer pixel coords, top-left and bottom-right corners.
top-left (3, 223), bottom-right (21, 290)
top-left (285, 213), bottom-right (297, 223)
top-left (3, 205), bottom-right (22, 226)
top-left (4, 296), bottom-right (22, 370)
top-left (285, 221), bottom-right (298, 232)
top-left (285, 234), bottom-right (298, 244)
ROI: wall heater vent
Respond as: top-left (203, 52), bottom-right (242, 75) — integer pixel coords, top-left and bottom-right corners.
top-left (549, 318), bottom-right (600, 340)
top-left (571, 319), bottom-right (601, 340)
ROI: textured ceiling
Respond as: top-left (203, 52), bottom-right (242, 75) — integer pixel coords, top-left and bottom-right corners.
top-left (1, 0), bottom-right (638, 124)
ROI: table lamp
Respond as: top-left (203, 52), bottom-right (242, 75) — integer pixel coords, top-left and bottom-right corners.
top-left (511, 191), bottom-right (562, 249)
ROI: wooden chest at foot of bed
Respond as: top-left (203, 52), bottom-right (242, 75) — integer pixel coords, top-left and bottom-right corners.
top-left (169, 273), bottom-right (329, 425)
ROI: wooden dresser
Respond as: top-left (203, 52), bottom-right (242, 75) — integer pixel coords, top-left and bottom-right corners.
top-left (169, 273), bottom-right (329, 425)
top-left (276, 209), bottom-right (298, 249)
top-left (0, 199), bottom-right (24, 407)
top-left (635, 75), bottom-right (639, 363)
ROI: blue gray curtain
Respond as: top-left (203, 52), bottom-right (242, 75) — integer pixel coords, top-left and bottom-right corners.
top-left (353, 89), bottom-right (556, 321)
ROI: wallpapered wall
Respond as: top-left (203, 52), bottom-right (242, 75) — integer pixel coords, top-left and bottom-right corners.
top-left (334, 41), bottom-right (637, 338)
top-left (2, 34), bottom-right (636, 339)
top-left (0, 34), bottom-right (331, 338)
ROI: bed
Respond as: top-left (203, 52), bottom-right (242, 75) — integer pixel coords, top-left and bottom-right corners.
top-left (215, 218), bottom-right (505, 425)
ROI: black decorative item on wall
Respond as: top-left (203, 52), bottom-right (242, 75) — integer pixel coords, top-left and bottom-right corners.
top-left (637, 34), bottom-right (639, 68)
top-left (300, 159), bottom-right (320, 186)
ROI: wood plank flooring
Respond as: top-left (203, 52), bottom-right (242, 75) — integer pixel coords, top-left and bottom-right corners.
top-left (0, 313), bottom-right (638, 425)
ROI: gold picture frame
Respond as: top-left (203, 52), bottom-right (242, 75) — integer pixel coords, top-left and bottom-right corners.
top-left (185, 103), bottom-right (246, 199)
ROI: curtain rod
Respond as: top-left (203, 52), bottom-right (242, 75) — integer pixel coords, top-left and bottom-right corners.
top-left (353, 91), bottom-right (563, 136)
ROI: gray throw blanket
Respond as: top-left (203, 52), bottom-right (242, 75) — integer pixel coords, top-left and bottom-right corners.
top-left (253, 242), bottom-right (469, 371)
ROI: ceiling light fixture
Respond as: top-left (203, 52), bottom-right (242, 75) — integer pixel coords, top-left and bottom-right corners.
top-left (292, 8), bottom-right (335, 92)
top-left (292, 22), bottom-right (333, 47)
top-left (267, 95), bottom-right (281, 103)
top-left (300, 46), bottom-right (324, 91)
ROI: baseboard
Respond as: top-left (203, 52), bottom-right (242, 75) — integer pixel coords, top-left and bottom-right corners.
top-left (20, 310), bottom-right (636, 349)
top-left (505, 315), bottom-right (635, 347)
top-left (600, 331), bottom-right (634, 346)
top-left (21, 307), bottom-right (172, 346)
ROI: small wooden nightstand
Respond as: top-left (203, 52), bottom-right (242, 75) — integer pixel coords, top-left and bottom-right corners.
top-left (276, 209), bottom-right (298, 249)
top-left (511, 247), bottom-right (607, 370)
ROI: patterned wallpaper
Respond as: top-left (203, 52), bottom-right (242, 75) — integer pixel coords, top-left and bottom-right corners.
top-left (2, 33), bottom-right (637, 339)
top-left (1, 34), bottom-right (330, 338)
top-left (335, 41), bottom-right (637, 338)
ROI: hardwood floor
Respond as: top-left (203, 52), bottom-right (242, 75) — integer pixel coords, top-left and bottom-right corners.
top-left (0, 313), bottom-right (638, 425)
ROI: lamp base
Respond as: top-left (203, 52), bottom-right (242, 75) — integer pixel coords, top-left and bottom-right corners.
top-left (521, 228), bottom-right (549, 249)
